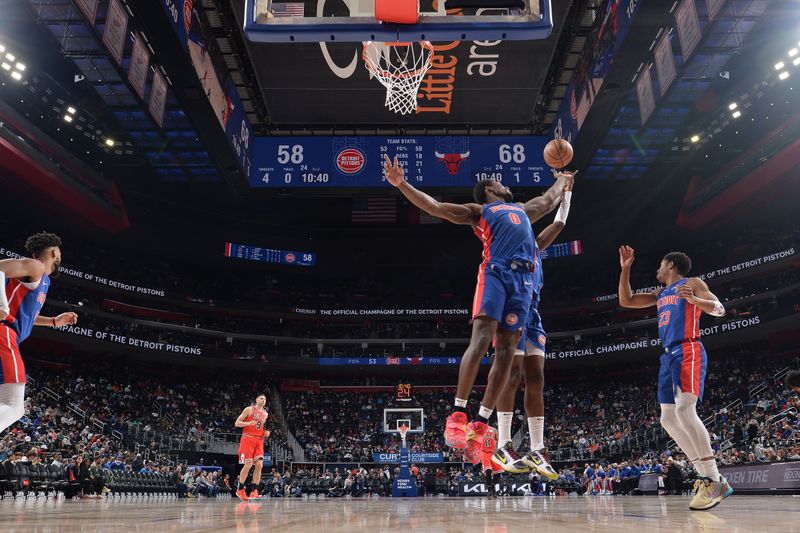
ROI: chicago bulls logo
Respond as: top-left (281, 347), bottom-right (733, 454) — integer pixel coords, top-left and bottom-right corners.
top-left (434, 151), bottom-right (470, 175)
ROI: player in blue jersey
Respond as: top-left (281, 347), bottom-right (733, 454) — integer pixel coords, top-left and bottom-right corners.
top-left (618, 246), bottom-right (732, 511)
top-left (492, 185), bottom-right (573, 475)
top-left (0, 232), bottom-right (77, 432)
top-left (383, 154), bottom-right (573, 455)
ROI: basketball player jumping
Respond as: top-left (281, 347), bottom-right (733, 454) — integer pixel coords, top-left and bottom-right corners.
top-left (491, 185), bottom-right (573, 477)
top-left (234, 394), bottom-right (270, 501)
top-left (618, 246), bottom-right (733, 511)
top-left (0, 232), bottom-right (77, 433)
top-left (383, 154), bottom-right (573, 454)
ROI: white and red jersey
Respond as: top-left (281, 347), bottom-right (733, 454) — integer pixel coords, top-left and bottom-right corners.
top-left (3, 273), bottom-right (50, 343)
top-left (242, 406), bottom-right (268, 439)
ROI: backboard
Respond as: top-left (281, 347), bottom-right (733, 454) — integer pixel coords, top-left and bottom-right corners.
top-left (244, 0), bottom-right (553, 43)
top-left (383, 408), bottom-right (425, 435)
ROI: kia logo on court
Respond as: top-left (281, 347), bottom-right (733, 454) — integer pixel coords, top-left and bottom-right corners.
top-left (285, 253), bottom-right (296, 263)
top-left (336, 148), bottom-right (366, 174)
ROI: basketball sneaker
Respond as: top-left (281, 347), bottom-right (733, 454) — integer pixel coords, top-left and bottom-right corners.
top-left (444, 411), bottom-right (469, 449)
top-left (521, 449), bottom-right (559, 481)
top-left (491, 442), bottom-right (530, 474)
top-left (463, 420), bottom-right (490, 464)
top-left (236, 488), bottom-right (249, 502)
top-left (249, 489), bottom-right (260, 500)
top-left (689, 476), bottom-right (734, 511)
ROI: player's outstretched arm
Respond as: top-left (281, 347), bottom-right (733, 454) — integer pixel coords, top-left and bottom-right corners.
top-left (536, 188), bottom-right (573, 249)
top-left (677, 278), bottom-right (726, 317)
top-left (618, 245), bottom-right (658, 309)
top-left (34, 313), bottom-right (78, 328)
top-left (234, 407), bottom-right (255, 428)
top-left (522, 170), bottom-right (576, 223)
top-left (383, 155), bottom-right (481, 225)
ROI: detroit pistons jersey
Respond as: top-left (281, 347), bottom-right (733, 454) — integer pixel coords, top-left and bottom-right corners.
top-left (3, 273), bottom-right (50, 343)
top-left (473, 201), bottom-right (535, 266)
top-left (656, 278), bottom-right (702, 349)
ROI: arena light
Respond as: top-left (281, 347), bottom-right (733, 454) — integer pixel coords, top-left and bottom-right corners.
top-left (63, 114), bottom-right (73, 123)
top-left (732, 110), bottom-right (741, 118)
top-left (10, 71), bottom-right (21, 81)
top-left (67, 106), bottom-right (76, 115)
top-left (0, 44), bottom-right (5, 53)
top-left (794, 57), bottom-right (800, 66)
top-left (0, 62), bottom-right (9, 71)
top-left (5, 53), bottom-right (14, 61)
top-left (690, 135), bottom-right (700, 143)
top-left (728, 102), bottom-right (738, 110)
top-left (15, 63), bottom-right (25, 71)
top-left (105, 138), bottom-right (115, 147)
top-left (779, 71), bottom-right (790, 80)
top-left (789, 48), bottom-right (798, 57)
top-left (775, 61), bottom-right (785, 70)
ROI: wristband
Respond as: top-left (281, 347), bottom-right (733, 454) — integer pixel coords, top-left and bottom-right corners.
top-left (554, 191), bottom-right (572, 224)
top-left (53, 317), bottom-right (57, 327)
top-left (0, 271), bottom-right (9, 316)
top-left (710, 301), bottom-right (725, 317)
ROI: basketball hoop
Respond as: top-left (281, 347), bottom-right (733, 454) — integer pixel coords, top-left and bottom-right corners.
top-left (398, 424), bottom-right (410, 448)
top-left (363, 41), bottom-right (433, 115)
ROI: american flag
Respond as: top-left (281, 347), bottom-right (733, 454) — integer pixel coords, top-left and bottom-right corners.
top-left (541, 240), bottom-right (583, 260)
top-left (352, 197), bottom-right (397, 223)
top-left (270, 2), bottom-right (305, 17)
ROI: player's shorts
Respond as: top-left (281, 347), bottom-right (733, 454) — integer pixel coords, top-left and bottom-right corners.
top-left (516, 306), bottom-right (546, 356)
top-left (657, 340), bottom-right (707, 404)
top-left (0, 324), bottom-right (26, 385)
top-left (238, 435), bottom-right (265, 464)
top-left (472, 261), bottom-right (534, 333)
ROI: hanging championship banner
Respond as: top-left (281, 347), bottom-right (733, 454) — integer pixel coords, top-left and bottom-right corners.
top-left (149, 68), bottom-right (168, 128)
top-left (74, 0), bottom-right (99, 23)
top-left (102, 0), bottom-right (129, 66)
top-left (636, 66), bottom-right (656, 126)
top-left (128, 33), bottom-right (150, 100)
top-left (706, 0), bottom-right (726, 21)
top-left (674, 0), bottom-right (702, 61)
top-left (654, 30), bottom-right (677, 96)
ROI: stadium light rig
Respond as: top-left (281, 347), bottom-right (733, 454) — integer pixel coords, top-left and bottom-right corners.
top-left (690, 135), bottom-right (700, 143)
top-left (732, 110), bottom-right (741, 118)
top-left (778, 71), bottom-right (790, 80)
top-left (728, 103), bottom-right (738, 110)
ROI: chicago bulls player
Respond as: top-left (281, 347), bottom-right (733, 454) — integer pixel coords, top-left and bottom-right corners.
top-left (234, 394), bottom-right (270, 501)
top-left (0, 232), bottom-right (77, 433)
top-left (618, 246), bottom-right (732, 511)
top-left (384, 154), bottom-right (572, 461)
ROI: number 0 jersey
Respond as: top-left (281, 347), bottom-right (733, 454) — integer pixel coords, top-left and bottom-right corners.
top-left (656, 278), bottom-right (702, 349)
top-left (242, 406), bottom-right (268, 438)
top-left (474, 201), bottom-right (535, 267)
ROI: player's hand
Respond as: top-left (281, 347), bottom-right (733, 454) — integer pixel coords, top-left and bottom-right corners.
top-left (552, 169), bottom-right (577, 192)
top-left (264, 430), bottom-right (270, 438)
top-left (619, 246), bottom-right (635, 269)
top-left (676, 284), bottom-right (697, 303)
top-left (0, 308), bottom-right (7, 321)
top-left (383, 154), bottom-right (405, 187)
top-left (249, 420), bottom-right (258, 426)
top-left (54, 312), bottom-right (78, 327)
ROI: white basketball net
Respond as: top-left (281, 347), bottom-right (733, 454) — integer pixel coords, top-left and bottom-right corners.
top-left (363, 41), bottom-right (434, 115)
top-left (398, 425), bottom-right (410, 447)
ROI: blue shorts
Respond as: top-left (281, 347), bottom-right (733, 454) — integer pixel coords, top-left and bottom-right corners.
top-left (657, 340), bottom-right (707, 404)
top-left (517, 305), bottom-right (546, 355)
top-left (472, 262), bottom-right (534, 333)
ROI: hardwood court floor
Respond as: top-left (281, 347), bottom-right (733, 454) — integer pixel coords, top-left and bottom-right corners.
top-left (1, 494), bottom-right (798, 532)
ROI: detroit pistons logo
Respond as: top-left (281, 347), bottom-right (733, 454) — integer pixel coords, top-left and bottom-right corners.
top-left (37, 292), bottom-right (46, 305)
top-left (538, 334), bottom-right (546, 347)
top-left (183, 0), bottom-right (194, 34)
top-left (336, 148), bottom-right (365, 174)
top-left (285, 253), bottom-right (296, 263)
top-left (505, 313), bottom-right (518, 326)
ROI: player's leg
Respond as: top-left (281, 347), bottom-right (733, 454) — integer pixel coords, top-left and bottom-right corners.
top-left (520, 348), bottom-right (557, 479)
top-left (236, 440), bottom-right (255, 501)
top-left (249, 457), bottom-right (264, 499)
top-left (674, 343), bottom-right (733, 510)
top-left (0, 383), bottom-right (25, 433)
top-left (447, 317), bottom-right (497, 449)
top-left (657, 351), bottom-right (700, 462)
top-left (495, 355), bottom-right (522, 448)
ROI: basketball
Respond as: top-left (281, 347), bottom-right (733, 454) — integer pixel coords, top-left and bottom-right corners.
top-left (543, 139), bottom-right (574, 169)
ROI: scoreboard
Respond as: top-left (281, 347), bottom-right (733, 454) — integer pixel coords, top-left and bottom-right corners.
top-left (396, 383), bottom-right (413, 403)
top-left (250, 136), bottom-right (553, 188)
top-left (224, 242), bottom-right (316, 267)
